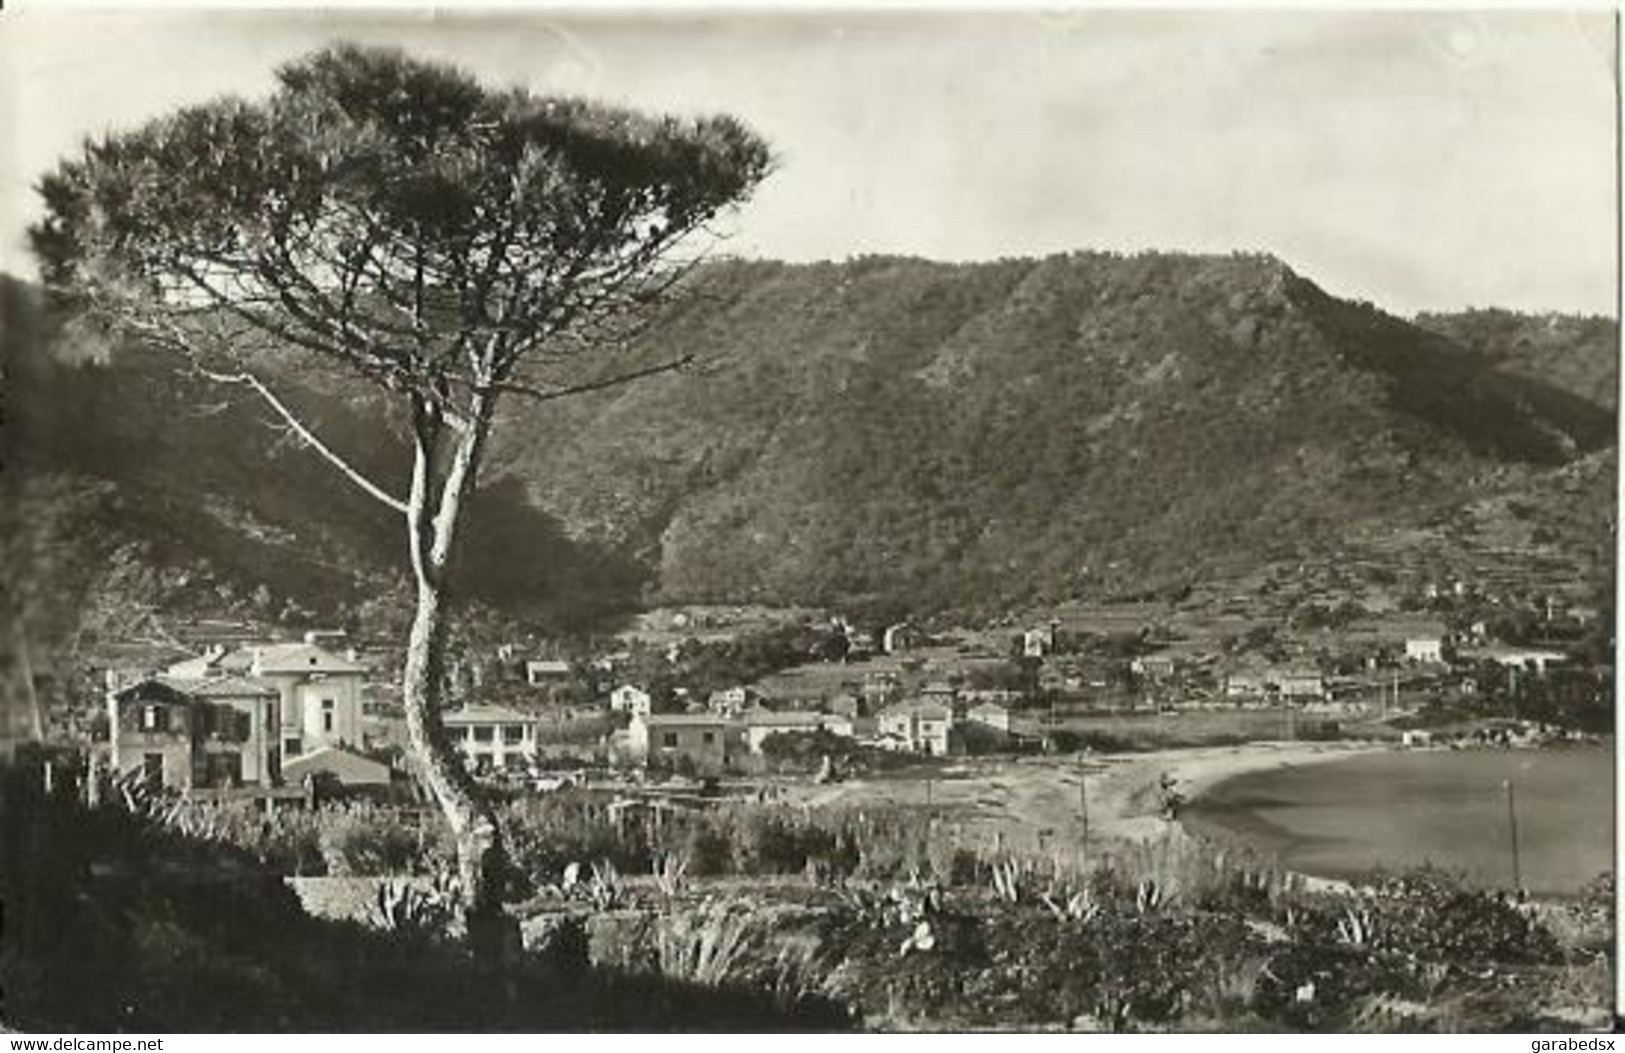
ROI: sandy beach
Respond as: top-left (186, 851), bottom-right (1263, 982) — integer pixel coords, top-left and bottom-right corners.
top-left (785, 739), bottom-right (1392, 849)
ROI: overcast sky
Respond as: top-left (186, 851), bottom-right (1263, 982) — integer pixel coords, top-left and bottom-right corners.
top-left (0, 7), bottom-right (1616, 315)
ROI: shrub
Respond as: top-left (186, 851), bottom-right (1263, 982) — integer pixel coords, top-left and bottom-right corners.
top-left (316, 804), bottom-right (435, 876)
top-left (1366, 869), bottom-right (1563, 965)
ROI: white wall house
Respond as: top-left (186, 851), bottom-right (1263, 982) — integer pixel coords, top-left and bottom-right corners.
top-left (876, 699), bottom-right (954, 755)
top-left (610, 684), bottom-right (653, 716)
top-left (166, 640), bottom-right (366, 764)
top-left (443, 704), bottom-right (537, 773)
top-left (1404, 637), bottom-right (1445, 664)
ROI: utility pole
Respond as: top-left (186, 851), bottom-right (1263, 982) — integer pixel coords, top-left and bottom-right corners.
top-left (1503, 779), bottom-right (1522, 893)
top-left (1079, 749), bottom-right (1091, 846)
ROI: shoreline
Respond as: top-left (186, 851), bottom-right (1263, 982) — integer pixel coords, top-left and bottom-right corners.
top-left (1084, 738), bottom-right (1392, 844)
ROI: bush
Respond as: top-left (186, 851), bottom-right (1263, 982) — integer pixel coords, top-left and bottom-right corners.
top-left (1365, 869), bottom-right (1563, 965)
top-left (316, 804), bottom-right (439, 876)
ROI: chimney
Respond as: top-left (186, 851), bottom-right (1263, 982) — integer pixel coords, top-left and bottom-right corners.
top-left (304, 631), bottom-right (319, 645)
top-left (345, 647), bottom-right (359, 663)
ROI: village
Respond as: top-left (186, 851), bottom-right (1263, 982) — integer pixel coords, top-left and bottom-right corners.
top-left (43, 559), bottom-right (1607, 816)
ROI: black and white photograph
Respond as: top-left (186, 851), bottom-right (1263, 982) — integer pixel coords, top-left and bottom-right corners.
top-left (0, 3), bottom-right (1617, 1034)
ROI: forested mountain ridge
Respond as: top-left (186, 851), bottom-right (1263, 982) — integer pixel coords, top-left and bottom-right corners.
top-left (3, 251), bottom-right (1615, 634)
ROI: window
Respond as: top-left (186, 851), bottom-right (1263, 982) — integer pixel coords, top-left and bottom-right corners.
top-left (141, 705), bottom-right (166, 732)
top-left (284, 738), bottom-right (302, 757)
top-left (472, 726), bottom-right (494, 743)
top-left (322, 712), bottom-right (334, 733)
top-left (142, 753), bottom-right (164, 786)
top-left (321, 698), bottom-right (335, 710)
top-left (702, 732), bottom-right (715, 745)
top-left (662, 732), bottom-right (679, 748)
top-left (502, 725), bottom-right (524, 745)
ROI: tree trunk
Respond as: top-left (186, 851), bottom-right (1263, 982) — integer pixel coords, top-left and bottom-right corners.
top-left (399, 399), bottom-right (515, 959)
top-left (399, 570), bottom-right (510, 921)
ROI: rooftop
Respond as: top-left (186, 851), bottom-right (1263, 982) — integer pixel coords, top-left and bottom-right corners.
top-left (156, 674), bottom-right (278, 699)
top-left (443, 704), bottom-right (535, 725)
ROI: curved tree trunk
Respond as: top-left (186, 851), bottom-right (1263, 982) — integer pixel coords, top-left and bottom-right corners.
top-left (400, 571), bottom-right (510, 920)
top-left (399, 393), bottom-right (515, 956)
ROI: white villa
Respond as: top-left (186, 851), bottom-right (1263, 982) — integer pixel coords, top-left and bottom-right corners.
top-left (443, 703), bottom-right (537, 773)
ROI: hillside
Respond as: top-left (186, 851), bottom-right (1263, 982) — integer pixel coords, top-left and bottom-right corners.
top-left (1415, 308), bottom-right (1618, 410)
top-left (493, 253), bottom-right (1614, 614)
top-left (4, 253), bottom-right (1616, 635)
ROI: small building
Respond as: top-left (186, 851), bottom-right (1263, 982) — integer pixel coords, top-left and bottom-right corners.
top-left (882, 623), bottom-right (921, 654)
top-left (1470, 647), bottom-right (1570, 676)
top-left (524, 659), bottom-right (572, 687)
top-left (609, 684), bottom-right (653, 716)
top-left (1274, 671), bottom-right (1327, 701)
top-left (627, 713), bottom-right (743, 774)
top-left (1224, 672), bottom-right (1268, 699)
top-left (1404, 637), bottom-right (1446, 664)
top-left (707, 686), bottom-right (759, 717)
top-left (966, 701), bottom-right (1011, 733)
top-left (1022, 627), bottom-right (1053, 659)
top-left (1132, 655), bottom-right (1177, 680)
top-left (1399, 729), bottom-right (1434, 749)
top-left (740, 710), bottom-right (854, 754)
top-left (443, 704), bottom-right (537, 773)
top-left (876, 699), bottom-right (955, 756)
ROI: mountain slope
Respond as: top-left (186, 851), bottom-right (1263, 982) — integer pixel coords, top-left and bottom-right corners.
top-left (494, 253), bottom-right (1614, 613)
top-left (1414, 308), bottom-right (1618, 410)
top-left (5, 253), bottom-right (1615, 627)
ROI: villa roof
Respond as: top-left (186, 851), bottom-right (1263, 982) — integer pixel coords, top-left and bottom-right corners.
top-left (880, 699), bottom-right (953, 719)
top-left (156, 674), bottom-right (278, 699)
top-left (744, 710), bottom-right (837, 727)
top-left (170, 642), bottom-right (364, 677)
top-left (635, 713), bottom-right (733, 727)
top-left (443, 704), bottom-right (535, 726)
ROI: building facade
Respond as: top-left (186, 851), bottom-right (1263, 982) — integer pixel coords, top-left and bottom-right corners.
top-left (443, 704), bottom-right (537, 773)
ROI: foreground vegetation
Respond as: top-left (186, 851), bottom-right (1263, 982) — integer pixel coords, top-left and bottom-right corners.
top-left (7, 766), bottom-right (1609, 1033)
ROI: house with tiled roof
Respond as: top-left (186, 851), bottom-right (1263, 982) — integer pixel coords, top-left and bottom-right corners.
top-left (627, 712), bottom-right (744, 774)
top-left (443, 703), bottom-right (537, 774)
top-left (165, 638), bottom-right (367, 763)
top-left (876, 698), bottom-right (955, 755)
top-left (106, 677), bottom-right (275, 791)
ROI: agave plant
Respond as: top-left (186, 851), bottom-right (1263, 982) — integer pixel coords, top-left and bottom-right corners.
top-left (1136, 877), bottom-right (1169, 914)
top-left (587, 858), bottom-right (623, 910)
top-left (652, 850), bottom-right (689, 899)
top-left (1336, 904), bottom-right (1375, 949)
top-left (990, 857), bottom-right (1024, 904)
top-left (376, 870), bottom-right (460, 936)
top-left (1041, 883), bottom-right (1102, 923)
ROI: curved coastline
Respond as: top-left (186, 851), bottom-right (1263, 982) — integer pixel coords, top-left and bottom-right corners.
top-left (1179, 742), bottom-right (1614, 895)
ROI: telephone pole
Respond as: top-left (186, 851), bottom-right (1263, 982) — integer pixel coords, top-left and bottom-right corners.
top-left (1503, 779), bottom-right (1522, 892)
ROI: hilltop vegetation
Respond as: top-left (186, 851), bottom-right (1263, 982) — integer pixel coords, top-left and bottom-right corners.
top-left (3, 252), bottom-right (1616, 638)
top-left (1415, 308), bottom-right (1618, 410)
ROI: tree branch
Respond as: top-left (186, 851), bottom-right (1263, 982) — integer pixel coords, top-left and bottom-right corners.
top-left (482, 353), bottom-right (697, 404)
top-left (192, 364), bottom-right (410, 515)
